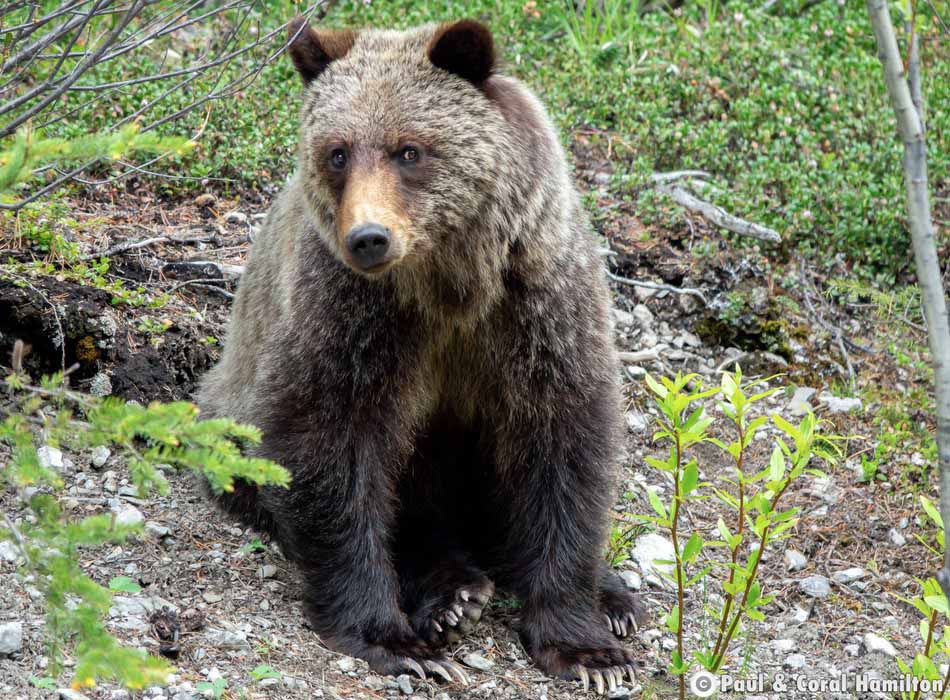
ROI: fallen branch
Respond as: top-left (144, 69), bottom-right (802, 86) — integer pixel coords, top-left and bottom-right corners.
top-left (658, 183), bottom-right (782, 243)
top-left (161, 260), bottom-right (244, 281)
top-left (617, 345), bottom-right (668, 364)
top-left (79, 234), bottom-right (216, 261)
top-left (607, 271), bottom-right (708, 305)
top-left (166, 278), bottom-right (234, 299)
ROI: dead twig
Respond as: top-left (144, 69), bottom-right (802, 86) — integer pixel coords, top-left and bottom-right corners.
top-left (658, 183), bottom-right (782, 243)
top-left (607, 271), bottom-right (708, 305)
top-left (79, 234), bottom-right (217, 261)
top-left (166, 278), bottom-right (234, 299)
top-left (617, 345), bottom-right (668, 364)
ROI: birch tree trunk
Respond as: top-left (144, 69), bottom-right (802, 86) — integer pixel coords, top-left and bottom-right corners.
top-left (866, 0), bottom-right (950, 598)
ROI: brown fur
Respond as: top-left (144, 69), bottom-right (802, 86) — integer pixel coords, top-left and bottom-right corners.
top-left (198, 18), bottom-right (646, 687)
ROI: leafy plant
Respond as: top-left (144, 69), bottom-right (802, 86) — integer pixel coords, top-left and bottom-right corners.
top-left (250, 664), bottom-right (282, 681)
top-left (892, 497), bottom-right (950, 700)
top-left (0, 350), bottom-right (290, 691)
top-left (196, 676), bottom-right (228, 700)
top-left (638, 368), bottom-right (841, 699)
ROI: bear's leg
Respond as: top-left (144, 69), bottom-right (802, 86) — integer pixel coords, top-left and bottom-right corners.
top-left (493, 393), bottom-right (639, 693)
top-left (598, 563), bottom-right (649, 639)
top-left (396, 537), bottom-right (495, 648)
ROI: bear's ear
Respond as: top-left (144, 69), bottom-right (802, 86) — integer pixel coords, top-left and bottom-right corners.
top-left (428, 20), bottom-right (495, 86)
top-left (287, 16), bottom-right (356, 85)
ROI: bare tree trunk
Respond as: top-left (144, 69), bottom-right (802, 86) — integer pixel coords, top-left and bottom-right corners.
top-left (866, 0), bottom-right (950, 597)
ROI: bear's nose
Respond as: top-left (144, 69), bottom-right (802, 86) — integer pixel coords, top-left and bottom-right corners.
top-left (345, 223), bottom-right (392, 271)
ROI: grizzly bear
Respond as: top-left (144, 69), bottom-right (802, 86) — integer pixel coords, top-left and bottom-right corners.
top-left (197, 16), bottom-right (645, 694)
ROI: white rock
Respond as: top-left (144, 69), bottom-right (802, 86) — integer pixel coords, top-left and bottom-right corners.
top-left (784, 549), bottom-right (807, 571)
top-left (844, 644), bottom-right (860, 656)
top-left (462, 652), bottom-right (494, 671)
top-left (91, 446), bottom-right (111, 468)
top-left (336, 657), bottom-right (356, 672)
top-left (863, 633), bottom-right (897, 657)
top-left (832, 567), bottom-right (866, 585)
top-left (112, 503), bottom-right (144, 527)
top-left (784, 653), bottom-right (807, 669)
top-left (625, 366), bottom-right (646, 380)
top-left (787, 387), bottom-right (817, 416)
top-left (631, 533), bottom-right (675, 577)
top-left (889, 528), bottom-right (907, 546)
top-left (613, 308), bottom-right (635, 328)
top-left (205, 628), bottom-right (250, 651)
top-left (791, 606), bottom-right (810, 625)
top-left (225, 211), bottom-right (248, 225)
top-left (0, 540), bottom-right (20, 563)
top-left (258, 564), bottom-right (277, 579)
top-left (818, 393), bottom-right (862, 414)
top-left (397, 674), bottom-right (413, 694)
top-left (0, 621), bottom-right (23, 655)
top-left (89, 372), bottom-right (113, 397)
top-left (632, 304), bottom-right (654, 328)
top-left (57, 690), bottom-right (90, 700)
top-left (799, 575), bottom-right (831, 598)
top-left (37, 446), bottom-right (64, 471)
top-left (772, 638), bottom-right (796, 653)
top-left (625, 411), bottom-right (649, 432)
top-left (661, 638), bottom-right (676, 651)
top-left (619, 571), bottom-right (641, 590)
top-left (145, 522), bottom-right (171, 538)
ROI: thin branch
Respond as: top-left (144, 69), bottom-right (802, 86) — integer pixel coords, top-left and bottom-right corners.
top-left (658, 183), bottom-right (782, 243)
top-left (607, 271), bottom-right (708, 305)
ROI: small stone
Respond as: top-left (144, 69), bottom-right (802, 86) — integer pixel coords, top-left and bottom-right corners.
top-left (258, 564), bottom-right (277, 579)
top-left (784, 549), bottom-right (807, 572)
top-left (112, 503), bottom-right (144, 527)
top-left (0, 540), bottom-right (20, 563)
top-left (202, 592), bottom-right (223, 604)
top-left (57, 690), bottom-right (90, 700)
top-left (397, 674), bottom-right (413, 695)
top-left (632, 304), bottom-right (654, 328)
top-left (619, 570), bottom-right (641, 590)
top-left (818, 393), bottom-right (862, 414)
top-left (110, 690), bottom-right (131, 700)
top-left (661, 638), bottom-right (676, 651)
top-left (224, 211), bottom-right (248, 225)
top-left (832, 568), bottom-right (866, 585)
top-left (91, 446), bottom-right (111, 468)
top-left (799, 575), bottom-right (831, 598)
top-left (791, 606), bottom-right (810, 625)
top-left (462, 652), bottom-right (494, 671)
top-left (631, 533), bottom-right (675, 577)
top-left (863, 633), bottom-right (897, 657)
top-left (784, 654), bottom-right (807, 669)
top-left (844, 644), bottom-right (860, 657)
top-left (205, 628), bottom-right (249, 651)
top-left (625, 366), bottom-right (646, 380)
top-left (336, 657), bottom-right (356, 672)
top-left (889, 528), bottom-right (907, 546)
top-left (145, 522), bottom-right (171, 539)
top-left (194, 193), bottom-right (217, 208)
top-left (788, 387), bottom-right (817, 417)
top-left (772, 639), bottom-right (796, 653)
top-left (625, 411), bottom-right (649, 432)
top-left (89, 372), bottom-right (113, 397)
top-left (608, 687), bottom-right (632, 700)
top-left (612, 308), bottom-right (635, 328)
top-left (0, 621), bottom-right (23, 655)
top-left (37, 446), bottom-right (64, 471)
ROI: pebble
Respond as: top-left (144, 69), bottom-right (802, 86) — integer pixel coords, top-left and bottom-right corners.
top-left (784, 549), bottom-right (807, 571)
top-left (112, 503), bottom-right (145, 527)
top-left (632, 304), bottom-right (654, 327)
top-left (202, 592), bottom-right (224, 604)
top-left (37, 446), bottom-right (65, 471)
top-left (0, 621), bottom-right (23, 655)
top-left (57, 690), bottom-right (90, 700)
top-left (0, 540), bottom-right (20, 563)
top-left (888, 528), bottom-right (906, 546)
top-left (625, 411), bottom-right (649, 432)
top-left (863, 633), bottom-right (897, 657)
top-left (462, 652), bottom-right (494, 671)
top-left (844, 644), bottom-right (860, 656)
top-left (194, 193), bottom-right (217, 208)
top-left (205, 628), bottom-right (250, 651)
top-left (397, 674), bottom-right (414, 695)
top-left (145, 522), bottom-right (171, 539)
top-left (818, 393), bottom-right (862, 414)
top-left (608, 688), bottom-right (632, 699)
top-left (832, 567), bottom-right (866, 585)
top-left (225, 211), bottom-right (248, 225)
top-left (619, 570), bottom-right (641, 590)
top-left (337, 657), bottom-right (357, 672)
top-left (625, 366), bottom-right (647, 380)
top-left (258, 564), bottom-right (278, 579)
top-left (788, 387), bottom-right (817, 416)
top-left (89, 372), bottom-right (113, 397)
top-left (799, 575), bottom-right (831, 598)
top-left (91, 446), bottom-right (111, 468)
top-left (784, 653), bottom-right (807, 669)
top-left (631, 533), bottom-right (675, 577)
top-left (791, 606), bottom-right (810, 625)
top-left (772, 638), bottom-right (796, 653)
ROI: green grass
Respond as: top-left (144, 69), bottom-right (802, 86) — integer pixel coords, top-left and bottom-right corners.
top-left (11, 0), bottom-right (950, 282)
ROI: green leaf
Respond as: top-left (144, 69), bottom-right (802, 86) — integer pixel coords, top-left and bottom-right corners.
top-left (680, 461), bottom-right (700, 496)
top-left (666, 604), bottom-right (680, 634)
top-left (769, 445), bottom-right (785, 482)
top-left (647, 487), bottom-right (668, 521)
top-left (682, 532), bottom-right (704, 565)
top-left (924, 595), bottom-right (950, 614)
top-left (108, 576), bottom-right (142, 594)
top-left (251, 664), bottom-right (282, 681)
top-left (921, 496), bottom-right (944, 530)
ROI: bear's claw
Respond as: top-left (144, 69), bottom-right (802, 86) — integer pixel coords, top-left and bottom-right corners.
top-left (604, 611), bottom-right (640, 638)
top-left (422, 579), bottom-right (494, 647)
top-left (574, 663), bottom-right (637, 695)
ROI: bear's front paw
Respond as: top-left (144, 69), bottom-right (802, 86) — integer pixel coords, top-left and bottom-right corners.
top-left (349, 633), bottom-right (471, 686)
top-left (521, 622), bottom-right (638, 696)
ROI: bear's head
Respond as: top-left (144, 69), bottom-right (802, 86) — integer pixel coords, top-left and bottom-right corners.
top-left (286, 16), bottom-right (565, 305)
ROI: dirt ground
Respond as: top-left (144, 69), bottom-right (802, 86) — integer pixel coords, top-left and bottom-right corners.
top-left (0, 141), bottom-right (943, 700)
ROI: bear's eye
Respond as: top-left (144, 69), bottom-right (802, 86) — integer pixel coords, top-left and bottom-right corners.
top-left (329, 148), bottom-right (348, 171)
top-left (398, 146), bottom-right (419, 164)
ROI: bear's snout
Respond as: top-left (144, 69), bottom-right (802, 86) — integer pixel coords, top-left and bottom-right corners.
top-left (345, 223), bottom-right (392, 272)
